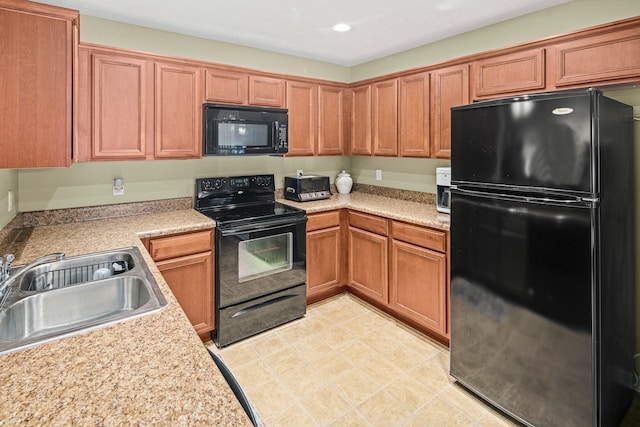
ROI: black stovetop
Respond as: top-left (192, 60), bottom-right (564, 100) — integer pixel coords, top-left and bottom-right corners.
top-left (194, 174), bottom-right (305, 228)
top-left (197, 201), bottom-right (304, 225)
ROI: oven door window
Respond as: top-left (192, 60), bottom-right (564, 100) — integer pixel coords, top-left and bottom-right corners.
top-left (238, 232), bottom-right (292, 283)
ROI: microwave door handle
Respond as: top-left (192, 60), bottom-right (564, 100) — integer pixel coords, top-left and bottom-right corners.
top-left (273, 121), bottom-right (279, 149)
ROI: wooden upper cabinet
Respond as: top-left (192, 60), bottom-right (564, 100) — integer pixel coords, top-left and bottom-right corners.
top-left (372, 79), bottom-right (398, 156)
top-left (249, 75), bottom-right (285, 107)
top-left (552, 26), bottom-right (640, 87)
top-left (399, 73), bottom-right (430, 158)
top-left (0, 1), bottom-right (78, 168)
top-left (286, 80), bottom-right (317, 156)
top-left (350, 85), bottom-right (373, 156)
top-left (431, 64), bottom-right (469, 159)
top-left (204, 68), bottom-right (248, 104)
top-left (471, 48), bottom-right (546, 99)
top-left (92, 53), bottom-right (151, 160)
top-left (317, 85), bottom-right (347, 155)
top-left (154, 62), bottom-right (202, 159)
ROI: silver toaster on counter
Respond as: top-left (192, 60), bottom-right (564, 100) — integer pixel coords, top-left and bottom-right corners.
top-left (284, 175), bottom-right (332, 202)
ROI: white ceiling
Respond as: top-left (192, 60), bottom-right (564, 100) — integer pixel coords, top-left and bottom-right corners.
top-left (44, 0), bottom-right (571, 66)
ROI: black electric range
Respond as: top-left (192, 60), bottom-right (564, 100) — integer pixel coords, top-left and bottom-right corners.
top-left (194, 174), bottom-right (307, 348)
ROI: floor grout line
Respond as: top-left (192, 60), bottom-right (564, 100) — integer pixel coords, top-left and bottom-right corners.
top-left (206, 293), bottom-right (520, 427)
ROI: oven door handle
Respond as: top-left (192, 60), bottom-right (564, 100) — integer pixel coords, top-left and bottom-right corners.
top-left (218, 215), bottom-right (307, 236)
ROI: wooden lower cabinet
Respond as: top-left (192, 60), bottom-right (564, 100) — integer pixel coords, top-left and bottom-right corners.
top-left (390, 239), bottom-right (447, 336)
top-left (143, 229), bottom-right (214, 341)
top-left (347, 212), bottom-right (389, 304)
top-left (306, 210), bottom-right (346, 303)
top-left (313, 210), bottom-right (449, 344)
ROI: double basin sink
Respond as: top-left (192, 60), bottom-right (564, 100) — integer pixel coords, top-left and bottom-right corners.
top-left (0, 247), bottom-right (168, 355)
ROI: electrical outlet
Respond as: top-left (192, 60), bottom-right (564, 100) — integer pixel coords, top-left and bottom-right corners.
top-left (7, 190), bottom-right (13, 212)
top-left (297, 169), bottom-right (304, 177)
top-left (376, 170), bottom-right (382, 181)
top-left (113, 178), bottom-right (125, 196)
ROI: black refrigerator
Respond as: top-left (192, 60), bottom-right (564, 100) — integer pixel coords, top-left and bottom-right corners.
top-left (449, 88), bottom-right (634, 427)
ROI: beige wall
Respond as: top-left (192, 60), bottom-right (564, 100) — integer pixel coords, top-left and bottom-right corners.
top-left (17, 156), bottom-right (349, 212)
top-left (0, 169), bottom-right (18, 229)
top-left (352, 0), bottom-right (640, 81)
top-left (79, 15), bottom-right (352, 83)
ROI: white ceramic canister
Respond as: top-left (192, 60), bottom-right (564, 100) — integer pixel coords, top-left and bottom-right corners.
top-left (335, 170), bottom-right (353, 194)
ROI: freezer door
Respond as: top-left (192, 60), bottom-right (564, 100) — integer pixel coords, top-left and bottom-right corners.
top-left (451, 93), bottom-right (594, 194)
top-left (450, 189), bottom-right (594, 427)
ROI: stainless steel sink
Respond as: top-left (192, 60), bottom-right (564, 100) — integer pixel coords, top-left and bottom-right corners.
top-left (15, 249), bottom-right (137, 291)
top-left (0, 247), bottom-right (167, 355)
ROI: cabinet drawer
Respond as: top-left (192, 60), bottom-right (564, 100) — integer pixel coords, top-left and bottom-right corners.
top-left (392, 221), bottom-right (446, 252)
top-left (349, 211), bottom-right (388, 236)
top-left (307, 210), bottom-right (341, 231)
top-left (148, 229), bottom-right (213, 261)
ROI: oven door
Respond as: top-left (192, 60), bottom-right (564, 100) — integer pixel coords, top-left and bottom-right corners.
top-left (216, 216), bottom-right (307, 308)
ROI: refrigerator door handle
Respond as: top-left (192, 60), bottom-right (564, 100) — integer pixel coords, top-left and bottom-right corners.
top-left (451, 186), bottom-right (595, 205)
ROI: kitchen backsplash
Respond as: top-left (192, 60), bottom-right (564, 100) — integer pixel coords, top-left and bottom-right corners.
top-left (352, 183), bottom-right (436, 204)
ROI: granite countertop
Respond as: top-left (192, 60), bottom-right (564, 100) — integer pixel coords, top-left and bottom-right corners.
top-left (0, 209), bottom-right (252, 426)
top-left (0, 190), bottom-right (445, 424)
top-left (279, 191), bottom-right (450, 231)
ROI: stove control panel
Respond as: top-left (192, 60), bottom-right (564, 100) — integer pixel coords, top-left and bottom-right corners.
top-left (196, 174), bottom-right (275, 196)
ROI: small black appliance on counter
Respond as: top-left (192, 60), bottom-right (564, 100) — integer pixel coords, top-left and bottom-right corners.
top-left (284, 175), bottom-right (332, 202)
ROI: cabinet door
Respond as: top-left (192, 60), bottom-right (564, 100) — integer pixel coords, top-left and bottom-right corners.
top-left (286, 80), bottom-right (317, 156)
top-left (431, 64), bottom-right (469, 159)
top-left (307, 226), bottom-right (342, 297)
top-left (249, 75), bottom-right (285, 107)
top-left (372, 79), bottom-right (398, 156)
top-left (205, 68), bottom-right (248, 104)
top-left (92, 53), bottom-right (151, 160)
top-left (390, 240), bottom-right (447, 336)
top-left (350, 85), bottom-right (372, 155)
top-left (0, 3), bottom-right (77, 168)
top-left (154, 62), bottom-right (202, 159)
top-left (157, 251), bottom-right (214, 335)
top-left (471, 48), bottom-right (546, 99)
top-left (552, 27), bottom-right (640, 87)
top-left (348, 227), bottom-right (388, 304)
top-left (317, 85), bottom-right (347, 155)
top-left (399, 73), bottom-right (430, 158)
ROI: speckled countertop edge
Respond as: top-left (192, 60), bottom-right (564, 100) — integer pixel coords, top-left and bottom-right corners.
top-left (279, 191), bottom-right (450, 230)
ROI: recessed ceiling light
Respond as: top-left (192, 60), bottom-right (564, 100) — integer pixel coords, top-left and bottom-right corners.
top-left (331, 23), bottom-right (352, 32)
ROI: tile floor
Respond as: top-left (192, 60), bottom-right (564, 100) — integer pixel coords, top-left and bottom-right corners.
top-left (206, 293), bottom-right (519, 427)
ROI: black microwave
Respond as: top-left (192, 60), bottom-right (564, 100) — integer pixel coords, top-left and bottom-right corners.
top-left (203, 103), bottom-right (288, 156)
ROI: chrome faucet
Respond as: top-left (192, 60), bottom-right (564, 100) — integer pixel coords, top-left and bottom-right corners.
top-left (0, 253), bottom-right (65, 298)
top-left (0, 254), bottom-right (15, 282)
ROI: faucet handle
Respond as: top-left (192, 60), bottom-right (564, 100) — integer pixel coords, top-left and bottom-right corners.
top-left (2, 254), bottom-right (15, 276)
